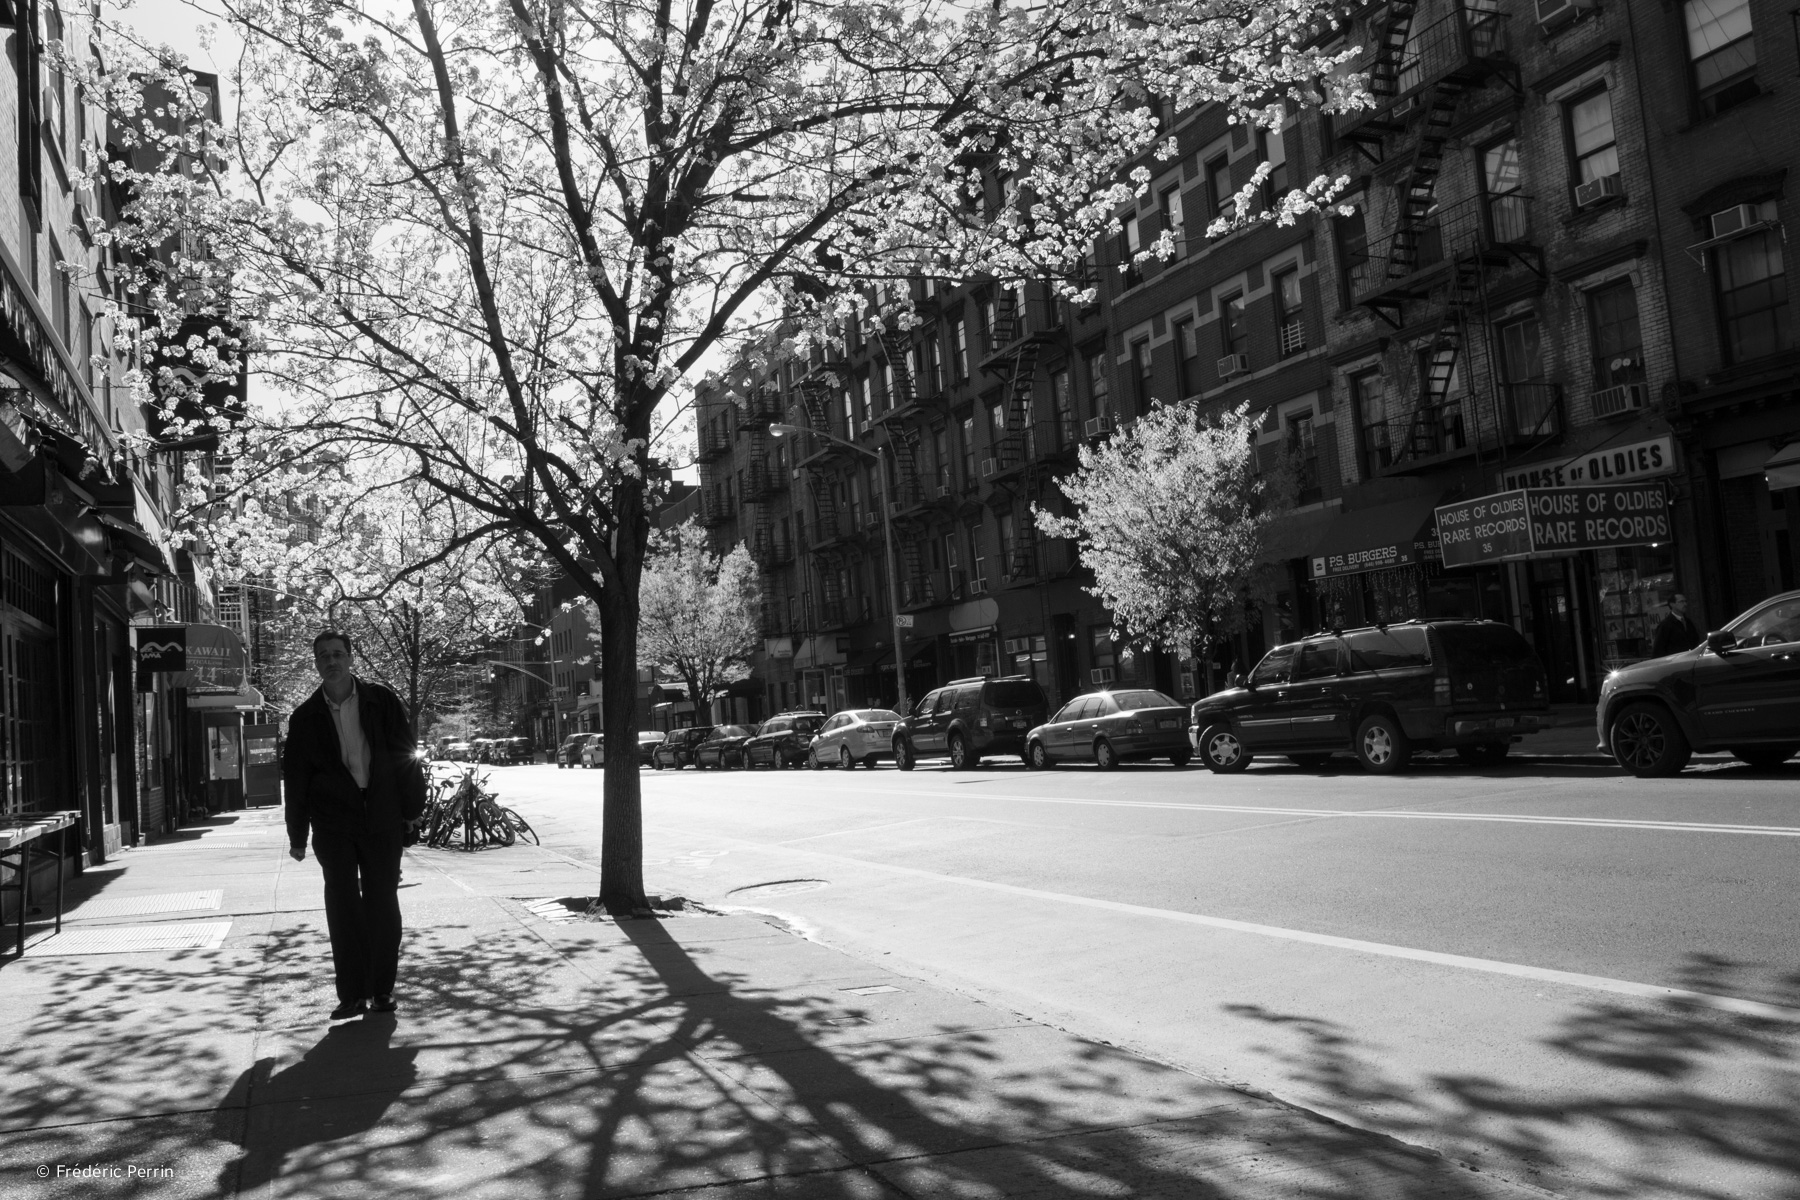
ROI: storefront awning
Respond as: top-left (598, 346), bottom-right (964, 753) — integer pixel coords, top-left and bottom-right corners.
top-left (1307, 495), bottom-right (1443, 580)
top-left (793, 637), bottom-right (847, 670)
top-left (188, 686), bottom-right (264, 711)
top-left (1260, 504), bottom-right (1339, 564)
top-left (1767, 442), bottom-right (1800, 491)
top-left (844, 646), bottom-right (892, 672)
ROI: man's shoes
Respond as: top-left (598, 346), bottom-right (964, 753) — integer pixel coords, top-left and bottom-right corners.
top-left (370, 994), bottom-right (397, 1013)
top-left (329, 998), bottom-right (367, 1020)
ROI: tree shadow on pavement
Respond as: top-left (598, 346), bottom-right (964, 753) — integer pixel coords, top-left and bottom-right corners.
top-left (1223, 952), bottom-right (1800, 1200)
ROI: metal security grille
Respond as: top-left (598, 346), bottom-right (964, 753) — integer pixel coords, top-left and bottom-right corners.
top-left (1, 625), bottom-right (61, 817)
top-left (3, 547), bottom-right (56, 626)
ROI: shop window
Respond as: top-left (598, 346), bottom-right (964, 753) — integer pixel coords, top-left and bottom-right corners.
top-left (1714, 226), bottom-right (1793, 363)
top-left (1273, 268), bottom-right (1304, 357)
top-left (1287, 410), bottom-right (1320, 505)
top-left (1131, 338), bottom-right (1152, 407)
top-left (1595, 547), bottom-right (1677, 671)
top-left (1482, 136), bottom-right (1526, 242)
top-left (1686, 0), bottom-right (1758, 117)
top-left (1352, 371), bottom-right (1391, 477)
top-left (1565, 87), bottom-right (1619, 193)
top-left (1173, 317), bottom-right (1199, 396)
top-left (1588, 279), bottom-right (1646, 388)
top-left (1334, 205), bottom-right (1369, 304)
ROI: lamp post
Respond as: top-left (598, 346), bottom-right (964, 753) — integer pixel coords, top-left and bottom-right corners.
top-left (769, 422), bottom-right (911, 717)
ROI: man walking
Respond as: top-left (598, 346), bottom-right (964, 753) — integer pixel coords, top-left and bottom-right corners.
top-left (1651, 593), bottom-right (1701, 659)
top-left (284, 630), bottom-right (426, 1019)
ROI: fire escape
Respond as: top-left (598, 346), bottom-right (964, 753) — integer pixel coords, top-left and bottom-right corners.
top-left (1336, 2), bottom-right (1557, 475)
top-left (874, 324), bottom-right (952, 610)
top-left (980, 285), bottom-right (1063, 584)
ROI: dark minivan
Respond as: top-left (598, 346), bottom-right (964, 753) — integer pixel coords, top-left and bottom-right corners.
top-left (894, 675), bottom-right (1051, 770)
top-left (1191, 620), bottom-right (1550, 774)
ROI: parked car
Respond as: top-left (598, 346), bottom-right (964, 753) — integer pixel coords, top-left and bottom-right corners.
top-left (579, 735), bottom-right (607, 768)
top-left (636, 731), bottom-right (667, 766)
top-left (1191, 620), bottom-right (1550, 775)
top-left (893, 676), bottom-right (1051, 770)
top-left (1026, 689), bottom-right (1191, 769)
top-left (1599, 588), bottom-right (1800, 776)
top-left (651, 725), bottom-right (716, 769)
top-left (441, 741), bottom-right (474, 762)
top-left (809, 709), bottom-right (902, 769)
top-left (694, 725), bottom-right (756, 769)
top-left (471, 737), bottom-right (497, 763)
top-left (556, 732), bottom-right (597, 768)
top-left (743, 712), bottom-right (826, 768)
top-left (492, 736), bottom-right (533, 765)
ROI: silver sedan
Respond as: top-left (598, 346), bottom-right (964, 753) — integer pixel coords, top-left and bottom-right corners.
top-left (808, 709), bottom-right (902, 769)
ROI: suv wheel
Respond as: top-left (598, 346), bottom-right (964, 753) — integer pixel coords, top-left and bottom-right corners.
top-left (1355, 714), bottom-right (1412, 774)
top-left (1198, 724), bottom-right (1250, 774)
top-left (949, 733), bottom-right (978, 770)
top-left (894, 739), bottom-right (915, 771)
top-left (1027, 741), bottom-right (1051, 770)
top-left (1455, 742), bottom-right (1510, 767)
top-left (839, 746), bottom-right (854, 770)
top-left (1610, 703), bottom-right (1691, 777)
top-left (1732, 745), bottom-right (1798, 769)
top-left (1094, 738), bottom-right (1119, 771)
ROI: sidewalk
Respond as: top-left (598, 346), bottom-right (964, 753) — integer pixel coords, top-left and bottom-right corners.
top-left (0, 807), bottom-right (1557, 1199)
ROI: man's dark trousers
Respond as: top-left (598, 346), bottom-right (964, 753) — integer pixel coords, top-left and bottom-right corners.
top-left (313, 823), bottom-right (403, 1003)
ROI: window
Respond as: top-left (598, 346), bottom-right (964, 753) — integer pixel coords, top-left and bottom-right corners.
top-left (860, 373), bottom-right (874, 421)
top-left (1273, 268), bottom-right (1304, 357)
top-left (952, 318), bottom-right (969, 379)
top-left (841, 385), bottom-right (855, 433)
top-left (961, 415), bottom-right (975, 484)
top-left (1291, 640), bottom-right (1347, 681)
top-left (1249, 644), bottom-right (1296, 687)
top-left (1206, 154), bottom-right (1233, 224)
top-left (1258, 127), bottom-right (1289, 209)
top-left (1219, 291), bottom-right (1245, 357)
top-left (1352, 371), bottom-right (1391, 477)
top-left (1588, 279), bottom-right (1646, 388)
top-left (1130, 338), bottom-right (1152, 406)
top-left (1566, 88), bottom-right (1619, 188)
top-left (1335, 205), bottom-right (1369, 304)
top-left (969, 519), bottom-right (986, 586)
top-left (1159, 182), bottom-right (1185, 251)
top-left (934, 427), bottom-right (950, 487)
top-left (1288, 410), bottom-right (1320, 505)
top-left (1715, 227), bottom-right (1793, 362)
top-left (982, 295), bottom-right (999, 348)
top-left (1051, 369), bottom-right (1073, 447)
top-left (48, 237), bottom-right (69, 347)
top-left (1482, 137), bottom-right (1526, 242)
top-left (921, 334), bottom-right (942, 393)
top-left (1118, 213), bottom-right (1144, 287)
top-left (988, 402), bottom-right (1007, 459)
top-left (1173, 317), bottom-right (1200, 396)
top-left (1686, 0), bottom-right (1758, 117)
top-left (45, 6), bottom-right (66, 147)
top-left (999, 511), bottom-right (1017, 576)
top-left (1086, 352), bottom-right (1110, 415)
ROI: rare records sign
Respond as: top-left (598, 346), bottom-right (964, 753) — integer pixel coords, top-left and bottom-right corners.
top-left (1436, 484), bottom-right (1672, 568)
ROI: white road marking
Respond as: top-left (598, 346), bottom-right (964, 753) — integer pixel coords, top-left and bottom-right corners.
top-left (752, 844), bottom-right (1800, 1025)
top-left (710, 780), bottom-right (1800, 838)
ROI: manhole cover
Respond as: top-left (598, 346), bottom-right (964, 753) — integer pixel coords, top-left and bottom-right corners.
top-left (727, 879), bottom-right (829, 899)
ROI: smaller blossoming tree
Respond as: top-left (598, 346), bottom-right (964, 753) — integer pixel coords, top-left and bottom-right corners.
top-left (635, 523), bottom-right (762, 722)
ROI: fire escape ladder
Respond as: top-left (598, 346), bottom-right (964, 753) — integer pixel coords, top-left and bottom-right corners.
top-left (1001, 341), bottom-right (1041, 470)
top-left (886, 427), bottom-right (923, 509)
top-left (1387, 80), bottom-right (1469, 281)
top-left (796, 377), bottom-right (835, 433)
top-left (877, 330), bottom-right (917, 409)
top-left (1367, 1), bottom-right (1419, 98)
top-left (809, 467), bottom-right (839, 542)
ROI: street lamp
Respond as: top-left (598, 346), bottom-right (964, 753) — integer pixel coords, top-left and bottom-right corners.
top-left (488, 658), bottom-right (563, 754)
top-left (769, 422), bottom-right (911, 717)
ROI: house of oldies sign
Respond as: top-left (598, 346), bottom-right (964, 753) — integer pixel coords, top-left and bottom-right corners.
top-left (1435, 484), bottom-right (1672, 568)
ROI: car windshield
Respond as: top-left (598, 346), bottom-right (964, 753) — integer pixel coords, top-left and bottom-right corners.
top-left (850, 709), bottom-right (901, 722)
top-left (638, 732), bottom-right (663, 742)
top-left (714, 726), bottom-right (752, 738)
top-left (1111, 689), bottom-right (1178, 710)
top-left (983, 681), bottom-right (1044, 708)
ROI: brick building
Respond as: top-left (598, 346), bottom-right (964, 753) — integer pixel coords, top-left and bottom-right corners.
top-left (690, 0), bottom-right (1800, 720)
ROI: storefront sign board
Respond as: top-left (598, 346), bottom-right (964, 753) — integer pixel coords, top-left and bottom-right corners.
top-left (1498, 434), bottom-right (1676, 491)
top-left (1436, 483), bottom-right (1672, 567)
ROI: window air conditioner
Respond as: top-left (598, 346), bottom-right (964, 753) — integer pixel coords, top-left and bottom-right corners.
top-left (981, 457), bottom-right (997, 478)
top-left (936, 484), bottom-right (952, 499)
top-left (968, 577), bottom-right (988, 595)
top-left (1590, 383), bottom-right (1649, 419)
top-left (1534, 0), bottom-right (1596, 28)
top-left (1217, 353), bottom-right (1249, 378)
top-left (857, 420), bottom-right (872, 434)
top-left (1710, 203), bottom-right (1762, 239)
top-left (1573, 173), bottom-right (1623, 210)
top-left (1090, 667), bottom-right (1116, 685)
top-left (1004, 637), bottom-right (1027, 654)
top-left (1083, 415), bottom-right (1114, 438)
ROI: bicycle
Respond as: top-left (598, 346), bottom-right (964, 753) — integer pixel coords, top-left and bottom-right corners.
top-left (417, 765), bottom-right (539, 851)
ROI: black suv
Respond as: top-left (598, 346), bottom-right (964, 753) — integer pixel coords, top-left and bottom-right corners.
top-left (650, 725), bottom-right (715, 770)
top-left (1599, 588), bottom-right (1800, 776)
top-left (743, 711), bottom-right (827, 768)
top-left (893, 675), bottom-right (1050, 770)
top-left (1191, 620), bottom-right (1550, 774)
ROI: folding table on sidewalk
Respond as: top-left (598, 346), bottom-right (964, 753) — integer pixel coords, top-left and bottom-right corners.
top-left (0, 811), bottom-right (79, 958)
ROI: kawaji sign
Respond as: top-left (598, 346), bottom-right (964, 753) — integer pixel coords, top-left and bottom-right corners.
top-left (134, 624), bottom-right (248, 691)
top-left (1436, 484), bottom-right (1672, 568)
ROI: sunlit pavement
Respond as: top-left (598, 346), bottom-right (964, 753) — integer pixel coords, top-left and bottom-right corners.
top-left (500, 756), bottom-right (1800, 1200)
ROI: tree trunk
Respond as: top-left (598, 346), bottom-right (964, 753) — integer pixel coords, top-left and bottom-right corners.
top-left (596, 476), bottom-right (649, 912)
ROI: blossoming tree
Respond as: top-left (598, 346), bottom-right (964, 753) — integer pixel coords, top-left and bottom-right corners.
top-left (85, 0), bottom-right (1365, 908)
top-left (636, 522), bottom-right (761, 722)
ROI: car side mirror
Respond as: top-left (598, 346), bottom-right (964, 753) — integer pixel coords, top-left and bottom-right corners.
top-left (1705, 630), bottom-right (1737, 654)
top-left (1230, 671), bottom-right (1248, 690)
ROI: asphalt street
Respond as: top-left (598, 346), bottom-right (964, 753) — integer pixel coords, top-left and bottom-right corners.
top-left (489, 753), bottom-right (1800, 1200)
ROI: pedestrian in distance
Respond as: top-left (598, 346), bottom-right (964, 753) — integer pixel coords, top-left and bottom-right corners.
top-left (284, 629), bottom-right (427, 1020)
top-left (1651, 593), bottom-right (1701, 659)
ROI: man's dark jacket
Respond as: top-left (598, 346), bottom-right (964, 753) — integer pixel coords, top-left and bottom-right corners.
top-left (284, 679), bottom-right (426, 847)
top-left (1651, 612), bottom-right (1701, 659)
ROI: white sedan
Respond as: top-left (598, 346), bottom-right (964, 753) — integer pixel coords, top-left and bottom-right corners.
top-left (808, 709), bottom-right (902, 770)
